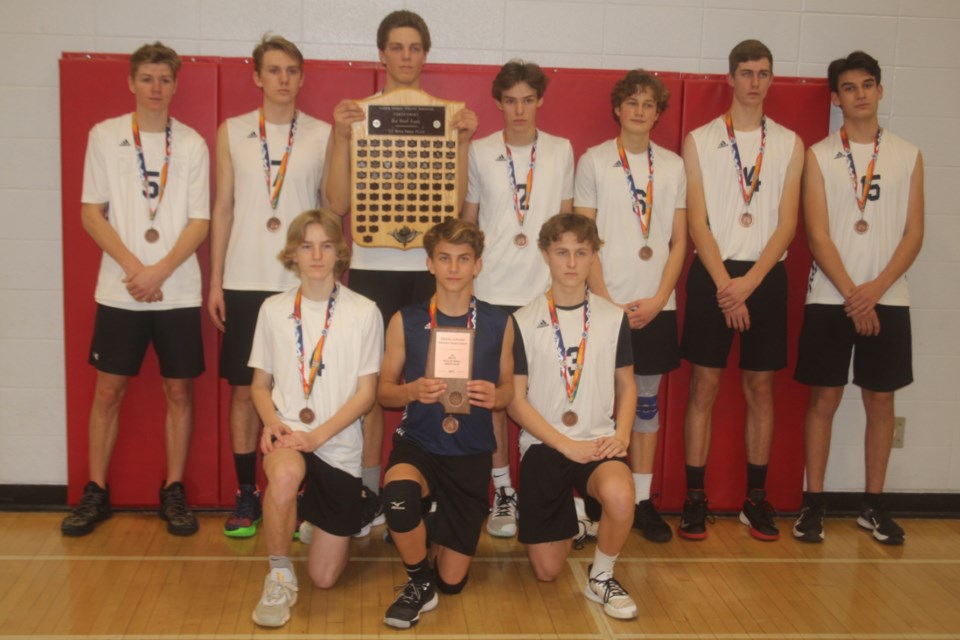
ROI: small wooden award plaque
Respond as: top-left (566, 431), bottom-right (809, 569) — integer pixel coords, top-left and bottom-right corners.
top-left (350, 89), bottom-right (465, 250)
top-left (425, 326), bottom-right (474, 415)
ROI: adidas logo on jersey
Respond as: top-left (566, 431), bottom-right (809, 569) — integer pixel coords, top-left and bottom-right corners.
top-left (119, 139), bottom-right (131, 147)
top-left (717, 141), bottom-right (729, 149)
top-left (536, 319), bottom-right (549, 328)
top-left (612, 160), bottom-right (623, 168)
top-left (423, 322), bottom-right (431, 330)
top-left (247, 131), bottom-right (258, 139)
top-left (495, 154), bottom-right (507, 162)
top-left (834, 151), bottom-right (845, 160)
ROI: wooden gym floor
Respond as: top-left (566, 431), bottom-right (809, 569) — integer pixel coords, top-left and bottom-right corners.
top-left (1, 511), bottom-right (959, 639)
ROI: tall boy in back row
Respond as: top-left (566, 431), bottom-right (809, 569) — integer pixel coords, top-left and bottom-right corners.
top-left (680, 40), bottom-right (804, 541)
top-left (793, 51), bottom-right (924, 546)
top-left (463, 59), bottom-right (575, 538)
top-left (575, 69), bottom-right (687, 543)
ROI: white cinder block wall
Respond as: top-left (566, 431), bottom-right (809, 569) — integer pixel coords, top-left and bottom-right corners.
top-left (0, 0), bottom-right (957, 492)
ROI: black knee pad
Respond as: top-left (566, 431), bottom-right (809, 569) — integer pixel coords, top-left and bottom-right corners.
top-left (382, 479), bottom-right (422, 533)
top-left (436, 572), bottom-right (469, 595)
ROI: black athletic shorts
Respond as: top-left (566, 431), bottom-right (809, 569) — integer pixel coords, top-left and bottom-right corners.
top-left (300, 452), bottom-right (363, 537)
top-left (219, 289), bottom-right (274, 386)
top-left (630, 310), bottom-right (680, 375)
top-left (680, 258), bottom-right (787, 371)
top-left (348, 269), bottom-right (435, 328)
top-left (386, 434), bottom-right (492, 556)
top-left (88, 304), bottom-right (204, 378)
top-left (794, 304), bottom-right (913, 392)
top-left (518, 443), bottom-right (629, 545)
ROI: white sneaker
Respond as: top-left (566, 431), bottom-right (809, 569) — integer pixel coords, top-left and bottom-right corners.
top-left (583, 568), bottom-right (637, 620)
top-left (487, 487), bottom-right (518, 538)
top-left (574, 496), bottom-right (598, 544)
top-left (298, 520), bottom-right (313, 544)
top-left (252, 570), bottom-right (298, 627)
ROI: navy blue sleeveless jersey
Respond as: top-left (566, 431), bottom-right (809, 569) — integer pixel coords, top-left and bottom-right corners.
top-left (396, 298), bottom-right (508, 456)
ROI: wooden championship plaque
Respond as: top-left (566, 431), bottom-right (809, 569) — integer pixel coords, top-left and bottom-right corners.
top-left (350, 89), bottom-right (464, 249)
top-left (425, 326), bottom-right (474, 415)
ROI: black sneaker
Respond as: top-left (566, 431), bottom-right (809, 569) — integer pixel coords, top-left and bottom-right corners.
top-left (383, 579), bottom-right (438, 629)
top-left (678, 491), bottom-right (712, 540)
top-left (858, 505), bottom-right (905, 545)
top-left (793, 494), bottom-right (825, 543)
top-left (61, 481), bottom-right (112, 536)
top-left (359, 485), bottom-right (385, 535)
top-left (739, 489), bottom-right (779, 541)
top-left (634, 499), bottom-right (672, 543)
top-left (223, 484), bottom-right (262, 539)
top-left (159, 481), bottom-right (199, 536)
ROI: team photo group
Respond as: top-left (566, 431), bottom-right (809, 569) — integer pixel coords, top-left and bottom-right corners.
top-left (63, 8), bottom-right (924, 630)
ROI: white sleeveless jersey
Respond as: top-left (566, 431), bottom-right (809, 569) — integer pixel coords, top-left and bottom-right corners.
top-left (513, 292), bottom-right (625, 456)
top-left (466, 129), bottom-right (575, 306)
top-left (248, 285), bottom-right (383, 477)
top-left (690, 115), bottom-right (797, 261)
top-left (806, 129), bottom-right (919, 306)
top-left (223, 109), bottom-right (331, 291)
top-left (81, 113), bottom-right (209, 311)
top-left (575, 139), bottom-right (686, 308)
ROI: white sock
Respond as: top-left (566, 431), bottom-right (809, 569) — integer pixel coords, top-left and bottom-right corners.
top-left (491, 465), bottom-right (512, 490)
top-left (633, 473), bottom-right (652, 503)
top-left (362, 465), bottom-right (381, 493)
top-left (268, 556), bottom-right (296, 583)
top-left (590, 548), bottom-right (618, 581)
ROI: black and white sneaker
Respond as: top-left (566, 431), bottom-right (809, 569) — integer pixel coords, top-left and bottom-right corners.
top-left (678, 491), bottom-right (712, 540)
top-left (858, 505), bottom-right (905, 545)
top-left (383, 579), bottom-right (438, 629)
top-left (793, 494), bottom-right (825, 543)
top-left (634, 499), bottom-right (672, 543)
top-left (739, 489), bottom-right (779, 541)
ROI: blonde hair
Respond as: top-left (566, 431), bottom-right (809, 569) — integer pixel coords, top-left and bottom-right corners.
top-left (278, 209), bottom-right (351, 278)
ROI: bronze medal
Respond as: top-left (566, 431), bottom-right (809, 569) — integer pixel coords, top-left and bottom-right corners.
top-left (299, 408), bottom-right (315, 424)
top-left (854, 219), bottom-right (869, 234)
top-left (442, 415), bottom-right (459, 434)
top-left (144, 228), bottom-right (160, 243)
top-left (739, 212), bottom-right (753, 228)
top-left (514, 233), bottom-right (528, 248)
top-left (267, 216), bottom-right (282, 232)
top-left (639, 245), bottom-right (653, 261)
top-left (561, 410), bottom-right (578, 427)
top-left (448, 391), bottom-right (464, 407)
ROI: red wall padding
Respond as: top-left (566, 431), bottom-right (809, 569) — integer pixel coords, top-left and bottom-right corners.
top-left (61, 55), bottom-right (828, 509)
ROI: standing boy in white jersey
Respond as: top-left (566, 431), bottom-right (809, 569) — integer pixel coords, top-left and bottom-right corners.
top-left (247, 209), bottom-right (382, 627)
top-left (61, 43), bottom-right (209, 537)
top-left (208, 35), bottom-right (332, 539)
top-left (679, 40), bottom-right (803, 541)
top-left (575, 70), bottom-right (686, 543)
top-left (793, 51), bottom-right (923, 546)
top-left (377, 219), bottom-right (513, 629)
top-left (510, 213), bottom-right (638, 620)
top-left (462, 59), bottom-right (575, 538)
top-left (325, 11), bottom-right (479, 527)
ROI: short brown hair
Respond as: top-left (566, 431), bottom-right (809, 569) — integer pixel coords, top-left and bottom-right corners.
top-left (728, 39), bottom-right (773, 76)
top-left (423, 218), bottom-right (484, 259)
top-left (377, 10), bottom-right (432, 53)
top-left (278, 208), bottom-right (351, 278)
top-left (537, 213), bottom-right (603, 252)
top-left (252, 34), bottom-right (304, 74)
top-left (492, 59), bottom-right (549, 101)
top-left (828, 51), bottom-right (882, 93)
top-left (129, 42), bottom-right (181, 79)
top-left (610, 69), bottom-right (670, 125)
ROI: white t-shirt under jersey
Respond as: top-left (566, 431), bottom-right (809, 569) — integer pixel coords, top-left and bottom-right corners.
top-left (806, 129), bottom-right (919, 307)
top-left (224, 109), bottom-right (331, 292)
top-left (466, 129), bottom-right (575, 306)
top-left (690, 115), bottom-right (797, 262)
top-left (513, 292), bottom-right (630, 456)
top-left (81, 113), bottom-right (209, 311)
top-left (248, 285), bottom-right (384, 477)
top-left (575, 139), bottom-right (686, 308)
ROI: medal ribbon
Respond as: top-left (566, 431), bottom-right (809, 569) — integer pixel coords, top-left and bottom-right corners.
top-left (840, 126), bottom-right (882, 213)
top-left (545, 288), bottom-right (590, 406)
top-left (504, 131), bottom-right (537, 229)
top-left (294, 285), bottom-right (339, 402)
top-left (724, 113), bottom-right (766, 207)
top-left (615, 136), bottom-right (654, 240)
top-left (429, 295), bottom-right (477, 329)
top-left (260, 108), bottom-right (299, 210)
top-left (131, 113), bottom-right (172, 225)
